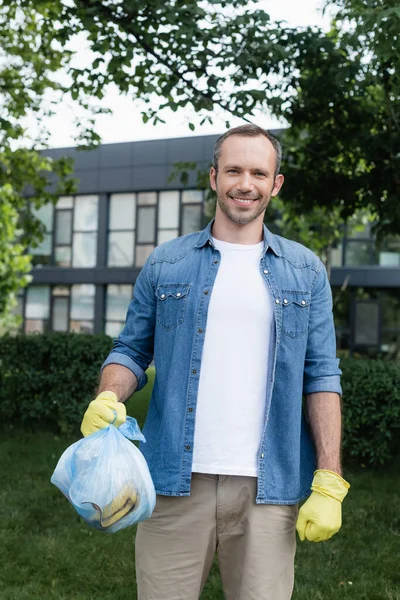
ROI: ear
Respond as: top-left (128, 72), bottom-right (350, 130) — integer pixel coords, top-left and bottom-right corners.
top-left (271, 174), bottom-right (284, 197)
top-left (210, 167), bottom-right (217, 191)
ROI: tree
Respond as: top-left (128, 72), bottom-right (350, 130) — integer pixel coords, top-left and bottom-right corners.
top-left (1, 0), bottom-right (398, 321)
top-left (280, 0), bottom-right (399, 240)
top-left (0, 3), bottom-right (81, 325)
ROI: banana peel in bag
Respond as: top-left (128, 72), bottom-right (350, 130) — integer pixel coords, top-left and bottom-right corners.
top-left (51, 416), bottom-right (156, 533)
top-left (83, 480), bottom-right (138, 529)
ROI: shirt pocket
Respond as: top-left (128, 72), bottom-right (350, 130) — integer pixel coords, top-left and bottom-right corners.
top-left (155, 284), bottom-right (191, 331)
top-left (281, 290), bottom-right (311, 339)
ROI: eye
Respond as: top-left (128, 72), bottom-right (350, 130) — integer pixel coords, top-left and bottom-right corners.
top-left (227, 169), bottom-right (239, 174)
top-left (255, 171), bottom-right (266, 177)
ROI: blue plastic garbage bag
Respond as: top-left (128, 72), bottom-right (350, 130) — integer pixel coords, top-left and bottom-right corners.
top-left (51, 417), bottom-right (156, 533)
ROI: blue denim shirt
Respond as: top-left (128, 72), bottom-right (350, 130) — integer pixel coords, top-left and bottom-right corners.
top-left (102, 220), bottom-right (342, 504)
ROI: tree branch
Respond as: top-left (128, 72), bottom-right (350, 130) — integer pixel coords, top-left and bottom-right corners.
top-left (76, 0), bottom-right (252, 123)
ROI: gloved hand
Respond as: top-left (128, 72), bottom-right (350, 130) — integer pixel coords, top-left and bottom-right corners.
top-left (296, 469), bottom-right (350, 542)
top-left (80, 391), bottom-right (126, 437)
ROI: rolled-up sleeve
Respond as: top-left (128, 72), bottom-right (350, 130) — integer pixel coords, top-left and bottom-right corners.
top-left (303, 260), bottom-right (342, 396)
top-left (101, 255), bottom-right (156, 391)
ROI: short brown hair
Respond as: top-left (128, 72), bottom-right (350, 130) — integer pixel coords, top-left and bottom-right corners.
top-left (212, 124), bottom-right (282, 178)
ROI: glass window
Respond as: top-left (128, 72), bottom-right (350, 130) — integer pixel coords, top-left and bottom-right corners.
top-left (31, 203), bottom-right (54, 231)
top-left (108, 232), bottom-right (135, 267)
top-left (106, 285), bottom-right (132, 321)
top-left (330, 244), bottom-right (343, 267)
top-left (52, 297), bottom-right (69, 332)
top-left (109, 194), bottom-right (136, 230)
top-left (182, 204), bottom-right (202, 235)
top-left (182, 190), bottom-right (203, 204)
top-left (105, 321), bottom-right (125, 338)
top-left (137, 207), bottom-right (156, 243)
top-left (158, 229), bottom-right (179, 245)
top-left (25, 286), bottom-right (50, 319)
top-left (30, 234), bottom-right (52, 265)
top-left (345, 241), bottom-right (376, 266)
top-left (135, 244), bottom-right (154, 267)
top-left (138, 192), bottom-right (157, 206)
top-left (379, 252), bottom-right (400, 266)
top-left (74, 195), bottom-right (98, 231)
top-left (53, 286), bottom-right (70, 297)
top-left (55, 210), bottom-right (73, 245)
top-left (70, 320), bottom-right (94, 334)
top-left (70, 284), bottom-right (95, 321)
top-left (354, 300), bottom-right (380, 346)
top-left (25, 320), bottom-right (46, 334)
top-left (158, 191), bottom-right (179, 229)
top-left (55, 246), bottom-right (72, 267)
top-left (72, 233), bottom-right (97, 267)
top-left (57, 196), bottom-right (73, 209)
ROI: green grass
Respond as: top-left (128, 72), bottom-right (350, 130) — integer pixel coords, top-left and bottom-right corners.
top-left (0, 370), bottom-right (399, 599)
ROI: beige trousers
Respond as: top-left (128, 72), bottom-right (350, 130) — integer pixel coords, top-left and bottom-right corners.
top-left (135, 473), bottom-right (298, 600)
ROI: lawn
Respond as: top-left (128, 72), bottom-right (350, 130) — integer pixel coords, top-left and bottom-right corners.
top-left (0, 374), bottom-right (399, 599)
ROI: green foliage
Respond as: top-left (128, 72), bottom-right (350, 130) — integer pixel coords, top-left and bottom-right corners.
top-left (340, 357), bottom-right (400, 466)
top-left (281, 0), bottom-right (400, 240)
top-left (1, 0), bottom-right (398, 319)
top-left (1, 334), bottom-right (399, 467)
top-left (0, 333), bottom-right (114, 434)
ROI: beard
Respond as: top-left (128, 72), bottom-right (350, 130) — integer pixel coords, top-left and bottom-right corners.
top-left (216, 187), bottom-right (272, 226)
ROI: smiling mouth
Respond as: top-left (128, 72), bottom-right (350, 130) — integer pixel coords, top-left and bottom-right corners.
top-left (230, 196), bottom-right (258, 205)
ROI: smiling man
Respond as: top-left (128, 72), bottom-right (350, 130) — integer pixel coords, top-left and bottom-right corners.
top-left (81, 124), bottom-right (350, 600)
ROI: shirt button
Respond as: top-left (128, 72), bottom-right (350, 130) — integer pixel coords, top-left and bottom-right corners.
top-left (263, 269), bottom-right (269, 274)
top-left (283, 298), bottom-right (288, 304)
top-left (188, 407), bottom-right (193, 412)
top-left (275, 299), bottom-right (280, 304)
top-left (192, 369), bottom-right (197, 374)
top-left (161, 293), bottom-right (166, 299)
top-left (185, 445), bottom-right (191, 450)
top-left (261, 453), bottom-right (265, 459)
top-left (176, 292), bottom-right (181, 297)
top-left (204, 291), bottom-right (208, 295)
top-left (198, 328), bottom-right (203, 333)
top-left (301, 300), bottom-right (306, 305)
top-left (213, 259), bottom-right (218, 264)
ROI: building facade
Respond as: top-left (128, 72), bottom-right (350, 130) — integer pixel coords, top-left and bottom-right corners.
top-left (15, 134), bottom-right (400, 360)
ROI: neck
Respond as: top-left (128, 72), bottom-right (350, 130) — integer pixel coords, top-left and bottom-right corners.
top-left (211, 210), bottom-right (264, 245)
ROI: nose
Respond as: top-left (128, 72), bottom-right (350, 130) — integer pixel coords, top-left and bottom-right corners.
top-left (237, 172), bottom-right (254, 193)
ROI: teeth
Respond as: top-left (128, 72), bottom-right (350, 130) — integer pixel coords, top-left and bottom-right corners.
top-left (235, 199), bottom-right (253, 204)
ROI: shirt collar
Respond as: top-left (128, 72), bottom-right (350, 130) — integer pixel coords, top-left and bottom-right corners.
top-left (195, 219), bottom-right (281, 257)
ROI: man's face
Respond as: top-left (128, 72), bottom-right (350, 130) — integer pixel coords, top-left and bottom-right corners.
top-left (209, 135), bottom-right (284, 226)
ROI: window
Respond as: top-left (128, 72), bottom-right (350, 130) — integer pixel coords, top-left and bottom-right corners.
top-left (30, 195), bottom-right (99, 268)
top-left (182, 190), bottom-right (203, 204)
top-left (72, 196), bottom-right (98, 267)
top-left (137, 206), bottom-right (156, 243)
top-left (158, 191), bottom-right (179, 245)
top-left (182, 204), bottom-right (203, 235)
top-left (70, 284), bottom-right (95, 333)
top-left (30, 203), bottom-right (54, 266)
top-left (378, 236), bottom-right (400, 267)
top-left (344, 241), bottom-right (377, 266)
top-left (51, 286), bottom-right (70, 332)
top-left (105, 285), bottom-right (133, 337)
top-left (108, 194), bottom-right (136, 267)
top-left (25, 286), bottom-right (50, 333)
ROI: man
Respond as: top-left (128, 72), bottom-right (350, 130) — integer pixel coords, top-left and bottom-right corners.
top-left (81, 124), bottom-right (350, 600)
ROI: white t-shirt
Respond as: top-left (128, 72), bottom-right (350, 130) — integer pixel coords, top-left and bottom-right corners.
top-left (191, 236), bottom-right (274, 477)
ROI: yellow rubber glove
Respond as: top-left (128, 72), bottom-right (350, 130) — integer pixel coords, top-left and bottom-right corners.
top-left (80, 391), bottom-right (126, 437)
top-left (296, 469), bottom-right (350, 542)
